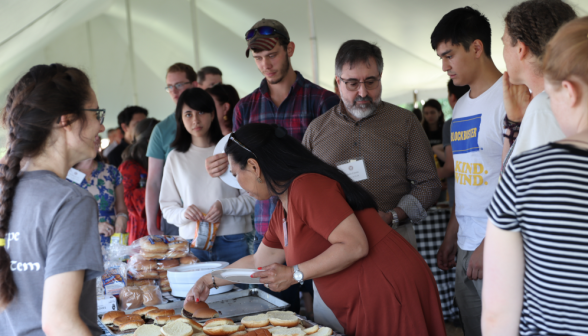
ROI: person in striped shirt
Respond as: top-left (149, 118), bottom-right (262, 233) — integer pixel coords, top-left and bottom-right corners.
top-left (483, 16), bottom-right (588, 336)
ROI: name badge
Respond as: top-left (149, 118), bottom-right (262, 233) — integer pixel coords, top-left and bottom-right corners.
top-left (66, 168), bottom-right (85, 185)
top-left (337, 158), bottom-right (368, 182)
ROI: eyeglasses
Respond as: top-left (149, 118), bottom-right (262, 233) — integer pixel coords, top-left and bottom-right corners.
top-left (245, 26), bottom-right (288, 41)
top-left (226, 133), bottom-right (257, 159)
top-left (338, 76), bottom-right (381, 91)
top-left (83, 108), bottom-right (105, 125)
top-left (165, 82), bottom-right (191, 93)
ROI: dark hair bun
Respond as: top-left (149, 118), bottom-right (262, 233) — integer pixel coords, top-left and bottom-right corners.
top-left (273, 125), bottom-right (287, 138)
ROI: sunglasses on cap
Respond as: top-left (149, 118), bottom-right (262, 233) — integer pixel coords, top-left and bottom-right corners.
top-left (245, 26), bottom-right (288, 41)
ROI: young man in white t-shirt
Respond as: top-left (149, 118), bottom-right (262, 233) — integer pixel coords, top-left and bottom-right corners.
top-left (501, 0), bottom-right (576, 165)
top-left (431, 7), bottom-right (505, 336)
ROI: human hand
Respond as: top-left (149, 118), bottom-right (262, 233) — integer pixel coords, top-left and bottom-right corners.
top-left (437, 234), bottom-right (458, 270)
top-left (251, 264), bottom-right (297, 292)
top-left (186, 275), bottom-right (211, 303)
top-left (205, 153), bottom-right (229, 178)
top-left (99, 222), bottom-right (114, 236)
top-left (147, 226), bottom-right (164, 236)
top-left (503, 71), bottom-right (531, 123)
top-left (378, 211), bottom-right (392, 225)
top-left (205, 201), bottom-right (223, 223)
top-left (184, 205), bottom-right (205, 222)
top-left (467, 242), bottom-right (484, 280)
top-left (114, 215), bottom-right (127, 233)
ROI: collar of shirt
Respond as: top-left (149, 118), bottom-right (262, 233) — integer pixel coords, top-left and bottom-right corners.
top-left (259, 71), bottom-right (305, 102)
top-left (335, 100), bottom-right (384, 125)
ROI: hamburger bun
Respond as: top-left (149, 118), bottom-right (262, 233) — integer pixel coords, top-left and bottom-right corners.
top-left (158, 270), bottom-right (168, 279)
top-left (230, 332), bottom-right (248, 336)
top-left (154, 314), bottom-right (183, 326)
top-left (128, 279), bottom-right (157, 287)
top-left (140, 236), bottom-right (170, 253)
top-left (179, 254), bottom-right (200, 265)
top-left (140, 251), bottom-right (168, 259)
top-left (194, 307), bottom-right (220, 319)
top-left (113, 314), bottom-right (143, 327)
top-left (269, 327), bottom-right (306, 336)
top-left (304, 325), bottom-right (319, 334)
top-left (244, 330), bottom-right (272, 336)
top-left (157, 259), bottom-right (180, 271)
top-left (176, 317), bottom-right (203, 332)
top-left (168, 239), bottom-right (189, 251)
top-left (133, 306), bottom-right (158, 316)
top-left (120, 319), bottom-right (145, 331)
top-left (267, 312), bottom-right (299, 328)
top-left (133, 259), bottom-right (158, 272)
top-left (146, 309), bottom-right (176, 319)
top-left (140, 285), bottom-right (163, 306)
top-left (133, 324), bottom-right (162, 336)
top-left (167, 250), bottom-right (188, 259)
top-left (101, 311), bottom-right (126, 324)
top-left (204, 318), bottom-right (234, 327)
top-left (183, 300), bottom-right (210, 315)
top-left (134, 270), bottom-right (159, 280)
top-left (241, 314), bottom-right (269, 328)
top-left (202, 325), bottom-right (240, 336)
top-left (312, 327), bottom-right (334, 336)
top-left (162, 320), bottom-right (194, 336)
top-left (119, 286), bottom-right (144, 310)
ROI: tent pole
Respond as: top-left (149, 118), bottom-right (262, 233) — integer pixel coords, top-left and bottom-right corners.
top-left (190, 0), bottom-right (201, 71)
top-left (307, 0), bottom-right (319, 84)
top-left (125, 0), bottom-right (138, 105)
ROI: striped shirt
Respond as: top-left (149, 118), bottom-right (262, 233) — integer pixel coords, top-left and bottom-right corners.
top-left (487, 143), bottom-right (588, 335)
top-left (233, 71), bottom-right (339, 234)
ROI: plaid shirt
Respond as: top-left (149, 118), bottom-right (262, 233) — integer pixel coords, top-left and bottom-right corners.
top-left (233, 71), bottom-right (339, 234)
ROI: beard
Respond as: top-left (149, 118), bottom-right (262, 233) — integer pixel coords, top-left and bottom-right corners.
top-left (266, 56), bottom-right (291, 85)
top-left (343, 94), bottom-right (381, 119)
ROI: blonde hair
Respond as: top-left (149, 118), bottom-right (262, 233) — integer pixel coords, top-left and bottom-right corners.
top-left (543, 16), bottom-right (588, 86)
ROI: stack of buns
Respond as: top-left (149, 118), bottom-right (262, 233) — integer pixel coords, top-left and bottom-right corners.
top-left (101, 311), bottom-right (145, 332)
top-left (183, 300), bottom-right (220, 320)
top-left (137, 235), bottom-right (189, 260)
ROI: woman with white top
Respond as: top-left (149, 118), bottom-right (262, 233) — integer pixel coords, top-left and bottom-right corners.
top-left (483, 16), bottom-right (588, 335)
top-left (160, 88), bottom-right (254, 264)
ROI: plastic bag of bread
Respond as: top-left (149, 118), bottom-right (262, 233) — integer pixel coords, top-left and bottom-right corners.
top-left (131, 235), bottom-right (189, 259)
top-left (119, 286), bottom-right (144, 310)
top-left (127, 278), bottom-right (157, 287)
top-left (140, 284), bottom-right (164, 306)
top-left (157, 259), bottom-right (180, 271)
top-left (127, 255), bottom-right (160, 280)
top-left (179, 252), bottom-right (200, 265)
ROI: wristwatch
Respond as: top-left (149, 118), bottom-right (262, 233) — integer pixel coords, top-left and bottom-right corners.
top-left (388, 209), bottom-right (400, 229)
top-left (293, 265), bottom-right (304, 285)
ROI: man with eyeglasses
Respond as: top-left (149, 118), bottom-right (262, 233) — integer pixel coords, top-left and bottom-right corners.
top-left (303, 40), bottom-right (441, 251)
top-left (205, 18), bottom-right (339, 313)
top-left (145, 62), bottom-right (198, 236)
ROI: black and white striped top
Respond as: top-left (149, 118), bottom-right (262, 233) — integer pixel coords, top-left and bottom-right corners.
top-left (487, 143), bottom-right (588, 335)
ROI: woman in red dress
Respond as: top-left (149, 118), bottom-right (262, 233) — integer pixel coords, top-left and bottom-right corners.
top-left (188, 123), bottom-right (446, 336)
top-left (119, 118), bottom-right (161, 244)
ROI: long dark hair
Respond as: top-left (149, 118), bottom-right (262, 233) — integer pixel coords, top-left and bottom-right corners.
top-left (171, 88), bottom-right (223, 153)
top-left (0, 64), bottom-right (92, 310)
top-left (206, 84), bottom-right (240, 131)
top-left (422, 99), bottom-right (444, 132)
top-left (225, 123), bottom-right (378, 211)
top-left (122, 118), bottom-right (160, 169)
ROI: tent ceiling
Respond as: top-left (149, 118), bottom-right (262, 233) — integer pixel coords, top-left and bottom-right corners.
top-left (0, 0), bottom-right (586, 135)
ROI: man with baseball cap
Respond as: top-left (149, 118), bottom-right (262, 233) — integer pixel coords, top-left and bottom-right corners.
top-left (205, 18), bottom-right (339, 313)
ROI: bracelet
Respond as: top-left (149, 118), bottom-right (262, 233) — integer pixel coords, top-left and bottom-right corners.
top-left (116, 213), bottom-right (128, 219)
top-left (211, 275), bottom-right (219, 289)
top-left (503, 116), bottom-right (521, 146)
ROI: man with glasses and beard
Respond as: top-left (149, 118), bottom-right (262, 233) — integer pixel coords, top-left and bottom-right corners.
top-left (303, 40), bottom-right (441, 250)
top-left (204, 18), bottom-right (339, 314)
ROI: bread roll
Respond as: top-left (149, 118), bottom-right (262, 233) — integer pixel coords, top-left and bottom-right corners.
top-left (120, 319), bottom-right (145, 331)
top-left (244, 330), bottom-right (272, 336)
top-left (195, 307), bottom-right (219, 319)
top-left (161, 320), bottom-right (193, 336)
top-left (101, 311), bottom-right (126, 324)
top-left (133, 324), bottom-right (162, 336)
top-left (140, 251), bottom-right (168, 259)
top-left (134, 259), bottom-right (158, 272)
top-left (269, 327), bottom-right (306, 336)
top-left (267, 311), bottom-right (299, 327)
top-left (154, 314), bottom-right (182, 325)
top-left (176, 317), bottom-right (203, 332)
top-left (204, 318), bottom-right (234, 327)
top-left (241, 314), bottom-right (269, 328)
top-left (113, 314), bottom-right (143, 327)
top-left (134, 270), bottom-right (159, 280)
top-left (312, 327), bottom-right (334, 336)
top-left (158, 270), bottom-right (168, 279)
top-left (183, 300), bottom-right (209, 313)
top-left (146, 309), bottom-right (175, 319)
top-left (304, 325), bottom-right (319, 334)
top-left (140, 236), bottom-right (169, 253)
top-left (119, 286), bottom-right (144, 310)
top-left (133, 306), bottom-right (158, 317)
top-left (140, 285), bottom-right (163, 306)
top-left (129, 279), bottom-right (157, 287)
top-left (167, 250), bottom-right (188, 259)
top-left (168, 238), bottom-right (188, 251)
top-left (202, 325), bottom-right (240, 336)
top-left (180, 254), bottom-right (200, 265)
top-left (157, 259), bottom-right (180, 271)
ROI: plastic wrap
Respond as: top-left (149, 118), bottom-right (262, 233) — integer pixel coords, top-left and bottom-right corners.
top-left (118, 286), bottom-right (144, 310)
top-left (140, 284), bottom-right (164, 306)
top-left (126, 278), bottom-right (157, 287)
top-left (130, 235), bottom-right (189, 260)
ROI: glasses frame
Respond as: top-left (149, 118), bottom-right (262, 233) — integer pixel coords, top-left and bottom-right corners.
top-left (338, 75), bottom-right (382, 91)
top-left (226, 133), bottom-right (257, 159)
top-left (245, 26), bottom-right (289, 41)
top-left (83, 108), bottom-right (105, 125)
top-left (165, 82), bottom-right (191, 93)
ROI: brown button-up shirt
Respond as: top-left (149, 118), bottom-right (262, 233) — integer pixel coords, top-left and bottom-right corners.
top-left (302, 101), bottom-right (441, 219)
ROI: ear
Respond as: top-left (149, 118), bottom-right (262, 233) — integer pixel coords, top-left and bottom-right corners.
top-left (222, 102), bottom-right (230, 115)
top-left (121, 123), bottom-right (129, 133)
top-left (471, 39), bottom-right (485, 59)
top-left (562, 79), bottom-right (583, 108)
top-left (287, 41), bottom-right (295, 57)
top-left (59, 113), bottom-right (75, 129)
top-left (517, 41), bottom-right (530, 61)
top-left (247, 158), bottom-right (262, 178)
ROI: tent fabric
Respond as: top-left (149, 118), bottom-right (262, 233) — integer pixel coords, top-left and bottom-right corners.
top-left (0, 0), bottom-right (587, 138)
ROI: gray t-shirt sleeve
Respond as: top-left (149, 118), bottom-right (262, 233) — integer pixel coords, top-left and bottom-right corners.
top-left (442, 118), bottom-right (452, 148)
top-left (45, 194), bottom-right (104, 281)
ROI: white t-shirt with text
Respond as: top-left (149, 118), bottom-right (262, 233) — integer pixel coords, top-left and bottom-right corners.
top-left (451, 77), bottom-right (506, 251)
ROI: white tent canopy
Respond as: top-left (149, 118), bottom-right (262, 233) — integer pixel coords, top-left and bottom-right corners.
top-left (1, 0), bottom-right (587, 137)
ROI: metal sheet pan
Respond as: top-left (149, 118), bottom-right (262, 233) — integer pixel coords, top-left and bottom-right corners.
top-left (198, 288), bottom-right (290, 321)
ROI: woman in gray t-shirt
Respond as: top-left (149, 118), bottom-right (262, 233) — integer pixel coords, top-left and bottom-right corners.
top-left (0, 64), bottom-right (105, 336)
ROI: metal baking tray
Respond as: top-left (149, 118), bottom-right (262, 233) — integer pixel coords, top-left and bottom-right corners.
top-left (199, 288), bottom-right (290, 322)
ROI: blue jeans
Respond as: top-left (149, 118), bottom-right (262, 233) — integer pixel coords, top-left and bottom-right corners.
top-left (188, 233), bottom-right (250, 265)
